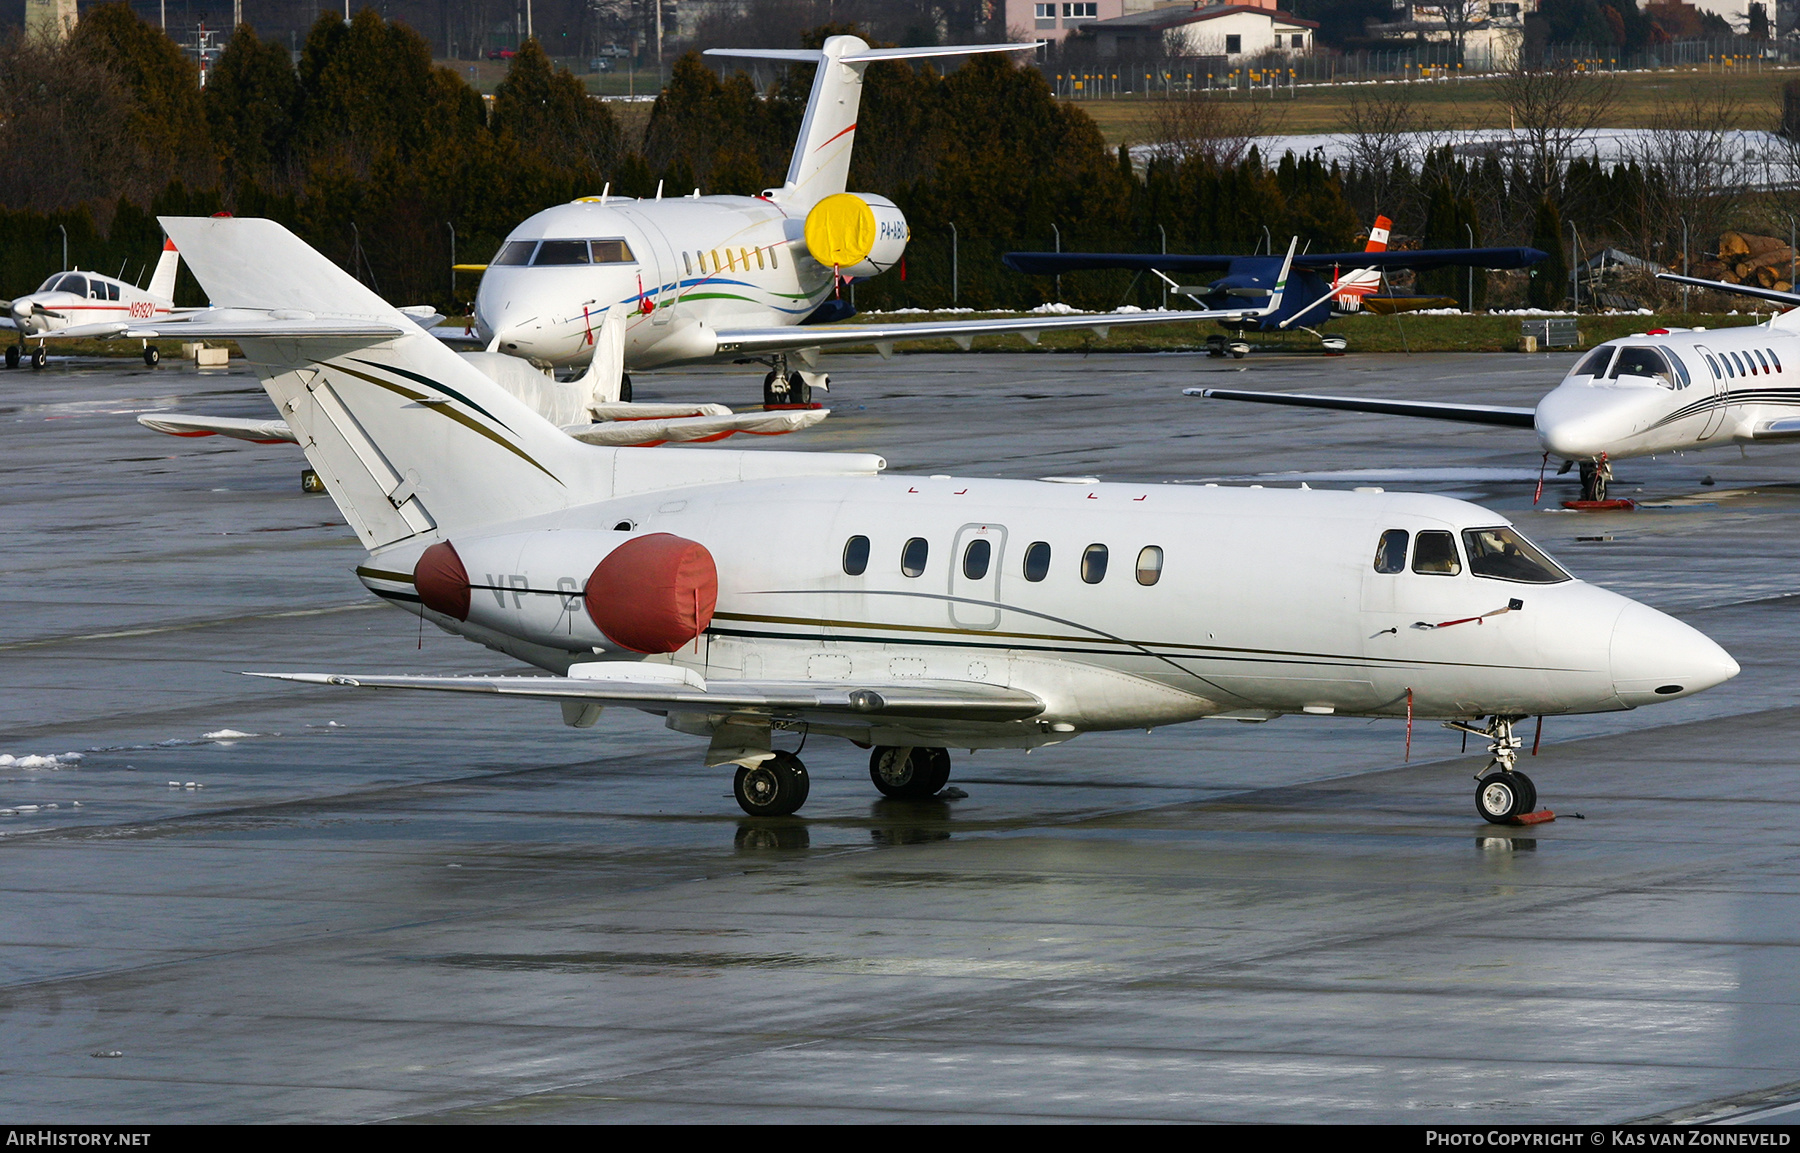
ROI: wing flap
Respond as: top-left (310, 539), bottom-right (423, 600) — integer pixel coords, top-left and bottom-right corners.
top-left (1187, 388), bottom-right (1538, 428)
top-left (560, 408), bottom-right (828, 446)
top-left (250, 671), bottom-right (1045, 722)
top-left (137, 413), bottom-right (299, 443)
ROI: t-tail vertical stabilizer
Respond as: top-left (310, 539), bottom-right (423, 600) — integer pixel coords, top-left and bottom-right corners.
top-left (704, 36), bottom-right (1037, 209)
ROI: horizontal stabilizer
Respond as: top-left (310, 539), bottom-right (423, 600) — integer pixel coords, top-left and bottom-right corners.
top-left (1656, 272), bottom-right (1800, 309)
top-left (561, 407), bottom-right (828, 446)
top-left (137, 413), bottom-right (298, 443)
top-left (249, 670), bottom-right (1045, 723)
top-left (1187, 388), bottom-right (1538, 428)
top-left (116, 309), bottom-right (408, 340)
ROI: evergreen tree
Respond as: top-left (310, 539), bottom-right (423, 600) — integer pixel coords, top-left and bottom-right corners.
top-left (1529, 198), bottom-right (1569, 309)
top-left (205, 25), bottom-right (298, 184)
top-left (492, 40), bottom-right (622, 177)
top-left (68, 3), bottom-right (213, 190)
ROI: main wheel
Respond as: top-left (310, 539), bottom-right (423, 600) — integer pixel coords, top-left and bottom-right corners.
top-left (734, 751), bottom-right (809, 817)
top-left (1508, 770), bottom-right (1537, 815)
top-left (869, 746), bottom-right (950, 800)
top-left (5, 345), bottom-right (17, 369)
top-left (618, 373), bottom-right (632, 402)
top-left (30, 345), bottom-right (46, 370)
top-left (1475, 772), bottom-right (1529, 824)
top-left (143, 346), bottom-right (159, 367)
top-left (762, 370), bottom-right (785, 408)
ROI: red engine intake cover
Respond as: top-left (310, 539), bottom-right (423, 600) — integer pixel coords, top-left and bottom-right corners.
top-left (414, 541), bottom-right (471, 621)
top-left (584, 534), bottom-right (718, 653)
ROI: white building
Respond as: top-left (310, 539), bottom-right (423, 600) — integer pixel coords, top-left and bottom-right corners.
top-left (1367, 0), bottom-right (1537, 69)
top-left (1072, 2), bottom-right (1316, 60)
top-left (24, 0), bottom-right (77, 42)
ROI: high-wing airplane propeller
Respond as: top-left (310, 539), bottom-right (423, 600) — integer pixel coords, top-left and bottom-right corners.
top-left (1005, 217), bottom-right (1546, 355)
top-left (138, 214), bottom-right (1738, 826)
top-left (1189, 277), bottom-right (1800, 502)
top-left (458, 35), bottom-right (1303, 405)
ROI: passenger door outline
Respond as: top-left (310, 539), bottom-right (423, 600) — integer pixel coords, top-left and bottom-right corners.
top-left (949, 523), bottom-right (1006, 630)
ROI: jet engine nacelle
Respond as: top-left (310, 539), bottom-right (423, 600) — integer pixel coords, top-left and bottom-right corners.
top-left (803, 192), bottom-right (908, 279)
top-left (413, 532), bottom-right (717, 656)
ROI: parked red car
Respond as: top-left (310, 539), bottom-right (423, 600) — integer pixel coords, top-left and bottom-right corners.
top-left (485, 47), bottom-right (515, 60)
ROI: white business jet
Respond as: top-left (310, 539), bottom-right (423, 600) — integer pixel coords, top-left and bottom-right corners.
top-left (121, 216), bottom-right (1737, 825)
top-left (3, 239), bottom-right (189, 368)
top-left (1190, 289), bottom-right (1800, 503)
top-left (468, 35), bottom-right (1282, 405)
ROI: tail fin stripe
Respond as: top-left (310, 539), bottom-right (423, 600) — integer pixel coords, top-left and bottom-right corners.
top-left (328, 361), bottom-right (565, 485)
top-left (350, 356), bottom-right (516, 433)
top-left (815, 123), bottom-right (857, 151)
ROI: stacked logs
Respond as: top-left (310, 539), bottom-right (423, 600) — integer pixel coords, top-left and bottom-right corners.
top-left (1694, 232), bottom-right (1797, 291)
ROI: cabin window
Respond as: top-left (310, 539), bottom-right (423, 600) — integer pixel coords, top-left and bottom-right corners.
top-left (1411, 530), bottom-right (1462, 576)
top-left (843, 535), bottom-right (869, 576)
top-left (901, 537), bottom-right (929, 577)
top-left (1658, 346), bottom-right (1691, 387)
top-left (1136, 545), bottom-right (1163, 586)
top-left (1373, 528), bottom-right (1409, 574)
top-left (1023, 541), bottom-right (1051, 582)
top-left (107, 282), bottom-right (120, 301)
top-left (492, 240), bottom-right (535, 266)
top-left (1081, 543), bottom-right (1109, 584)
top-left (1703, 353), bottom-right (1720, 378)
top-left (683, 252), bottom-right (692, 276)
top-left (1755, 349), bottom-right (1771, 373)
top-left (1721, 353), bottom-right (1736, 378)
top-left (1462, 526), bottom-right (1572, 584)
top-left (1731, 351), bottom-right (1747, 376)
top-left (697, 251), bottom-right (707, 272)
top-left (770, 245), bottom-right (779, 269)
top-left (755, 247), bottom-right (766, 270)
top-left (589, 239), bottom-right (635, 263)
top-left (1610, 346), bottom-right (1675, 388)
top-left (1573, 347), bottom-right (1614, 377)
top-left (963, 539), bottom-right (992, 580)
top-left (740, 247), bottom-right (751, 270)
top-left (1772, 349), bottom-right (1784, 372)
top-left (533, 240), bottom-right (590, 265)
top-left (711, 249), bottom-right (722, 272)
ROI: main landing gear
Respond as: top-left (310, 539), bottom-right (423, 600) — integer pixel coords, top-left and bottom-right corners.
top-left (1452, 715), bottom-right (1539, 824)
top-left (748, 353), bottom-right (825, 406)
top-left (1205, 334), bottom-right (1249, 359)
top-left (143, 344), bottom-right (160, 367)
top-left (733, 751), bottom-right (810, 817)
top-left (869, 745), bottom-right (952, 800)
top-left (5, 344), bottom-right (18, 369)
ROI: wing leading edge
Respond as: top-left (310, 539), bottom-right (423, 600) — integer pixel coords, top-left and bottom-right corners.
top-left (1187, 388), bottom-right (1537, 428)
top-left (1005, 248), bottom-right (1547, 276)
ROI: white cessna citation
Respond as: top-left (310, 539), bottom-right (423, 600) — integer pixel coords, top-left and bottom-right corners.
top-left (3, 239), bottom-right (188, 368)
top-left (127, 216), bottom-right (1737, 825)
top-left (469, 35), bottom-right (1283, 405)
top-left (1190, 284), bottom-right (1800, 503)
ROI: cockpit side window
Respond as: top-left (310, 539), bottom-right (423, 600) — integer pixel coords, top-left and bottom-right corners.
top-left (106, 282), bottom-right (120, 301)
top-left (1411, 531), bottom-right (1462, 576)
top-left (1658, 346), bottom-right (1691, 388)
top-left (1610, 346), bottom-right (1675, 388)
top-left (1373, 528), bottom-right (1409, 574)
top-left (590, 239), bottom-right (635, 263)
top-left (1573, 347), bottom-right (1615, 377)
top-left (492, 240), bottom-right (535, 266)
top-left (1461, 526), bottom-right (1572, 584)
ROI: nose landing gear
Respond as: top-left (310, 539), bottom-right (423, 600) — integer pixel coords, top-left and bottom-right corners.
top-left (1578, 458), bottom-right (1611, 503)
top-left (1449, 715), bottom-right (1539, 824)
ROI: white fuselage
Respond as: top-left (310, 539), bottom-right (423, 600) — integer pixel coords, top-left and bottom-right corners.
top-left (1535, 324), bottom-right (1800, 462)
top-left (359, 476), bottom-right (1736, 748)
top-left (10, 270), bottom-right (175, 337)
top-left (475, 197), bottom-right (837, 370)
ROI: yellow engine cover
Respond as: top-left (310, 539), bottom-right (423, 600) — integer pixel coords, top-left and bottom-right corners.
top-left (804, 193), bottom-right (877, 269)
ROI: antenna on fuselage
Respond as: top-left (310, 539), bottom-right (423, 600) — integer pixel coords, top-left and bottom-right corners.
top-left (600, 182), bottom-right (610, 205)
top-left (655, 180), bottom-right (664, 200)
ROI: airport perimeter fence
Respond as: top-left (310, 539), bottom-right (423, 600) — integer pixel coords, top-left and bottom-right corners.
top-left (1041, 36), bottom-right (1800, 99)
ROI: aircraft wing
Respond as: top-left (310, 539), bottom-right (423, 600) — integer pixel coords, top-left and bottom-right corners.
top-left (1656, 272), bottom-right (1800, 308)
top-left (712, 309), bottom-right (1253, 357)
top-left (249, 671), bottom-right (1045, 724)
top-left (1187, 388), bottom-right (1537, 428)
top-left (137, 413), bottom-right (298, 443)
top-left (1005, 247), bottom-right (1547, 276)
top-left (60, 310), bottom-right (409, 341)
top-left (561, 408), bottom-right (828, 446)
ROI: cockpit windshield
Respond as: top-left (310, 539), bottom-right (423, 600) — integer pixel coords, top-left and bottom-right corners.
top-left (1609, 346), bottom-right (1676, 388)
top-left (1572, 346), bottom-right (1615, 377)
top-left (489, 238), bottom-right (638, 267)
top-left (53, 273), bottom-right (88, 297)
top-left (1461, 526), bottom-right (1572, 584)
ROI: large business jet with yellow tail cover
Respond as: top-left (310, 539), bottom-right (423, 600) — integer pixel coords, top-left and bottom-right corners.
top-left (466, 35), bottom-right (1288, 405)
top-left (110, 216), bottom-right (1737, 825)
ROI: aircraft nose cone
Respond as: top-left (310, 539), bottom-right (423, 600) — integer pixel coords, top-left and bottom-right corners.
top-left (1535, 384), bottom-right (1623, 459)
top-left (1609, 601), bottom-right (1738, 706)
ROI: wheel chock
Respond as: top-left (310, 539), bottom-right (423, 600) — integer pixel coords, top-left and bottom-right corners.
top-left (1561, 499), bottom-right (1636, 512)
top-left (1511, 809), bottom-right (1556, 825)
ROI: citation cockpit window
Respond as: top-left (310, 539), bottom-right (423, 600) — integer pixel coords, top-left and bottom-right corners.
top-left (1573, 346), bottom-right (1615, 377)
top-left (1411, 531), bottom-right (1462, 576)
top-left (1461, 527), bottom-right (1571, 584)
top-left (1610, 346), bottom-right (1676, 388)
top-left (1373, 529), bottom-right (1409, 574)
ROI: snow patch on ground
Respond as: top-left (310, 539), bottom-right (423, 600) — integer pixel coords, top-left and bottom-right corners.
top-left (0, 753), bottom-right (83, 769)
top-left (203, 729), bottom-right (259, 740)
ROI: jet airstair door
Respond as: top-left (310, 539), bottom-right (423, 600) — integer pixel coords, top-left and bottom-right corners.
top-left (1694, 344), bottom-right (1730, 440)
top-left (949, 523), bottom-right (1006, 630)
top-left (618, 209), bottom-right (680, 327)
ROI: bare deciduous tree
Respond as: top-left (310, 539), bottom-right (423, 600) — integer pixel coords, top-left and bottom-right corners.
top-left (1148, 93), bottom-right (1285, 169)
top-left (0, 31), bottom-right (149, 212)
top-left (1631, 83), bottom-right (1744, 280)
top-left (1490, 61), bottom-right (1616, 203)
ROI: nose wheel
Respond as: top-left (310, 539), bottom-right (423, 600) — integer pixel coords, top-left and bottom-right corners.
top-left (1579, 459), bottom-right (1611, 502)
top-left (734, 751), bottom-right (810, 816)
top-left (30, 344), bottom-right (46, 370)
top-left (1448, 715), bottom-right (1541, 824)
top-left (869, 745), bottom-right (951, 800)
